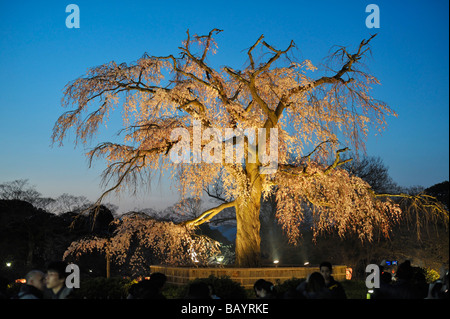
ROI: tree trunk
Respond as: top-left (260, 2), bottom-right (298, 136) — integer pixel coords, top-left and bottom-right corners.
top-left (106, 251), bottom-right (111, 279)
top-left (106, 239), bottom-right (111, 278)
top-left (235, 200), bottom-right (261, 267)
top-left (235, 163), bottom-right (262, 267)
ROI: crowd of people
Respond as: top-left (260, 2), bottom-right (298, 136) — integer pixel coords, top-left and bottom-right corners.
top-left (3, 261), bottom-right (74, 299)
top-left (254, 261), bottom-right (448, 300)
top-left (252, 262), bottom-right (347, 299)
top-left (371, 260), bottom-right (449, 299)
top-left (1, 260), bottom-right (448, 299)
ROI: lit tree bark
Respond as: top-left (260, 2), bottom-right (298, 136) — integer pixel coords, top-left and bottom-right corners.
top-left (235, 201), bottom-right (261, 267)
top-left (235, 162), bottom-right (262, 267)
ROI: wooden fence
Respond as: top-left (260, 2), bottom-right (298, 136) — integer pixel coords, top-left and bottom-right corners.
top-left (150, 265), bottom-right (347, 289)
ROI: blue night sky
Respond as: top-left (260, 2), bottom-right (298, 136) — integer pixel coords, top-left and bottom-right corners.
top-left (0, 0), bottom-right (448, 213)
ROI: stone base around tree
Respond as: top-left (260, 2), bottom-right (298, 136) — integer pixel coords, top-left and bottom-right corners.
top-left (150, 265), bottom-right (347, 288)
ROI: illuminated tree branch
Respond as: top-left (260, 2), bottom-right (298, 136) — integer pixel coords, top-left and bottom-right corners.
top-left (182, 200), bottom-right (237, 227)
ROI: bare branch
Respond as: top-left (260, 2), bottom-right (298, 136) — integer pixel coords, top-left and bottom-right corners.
top-left (254, 40), bottom-right (295, 77)
top-left (248, 34), bottom-right (264, 70)
top-left (198, 28), bottom-right (223, 62)
top-left (287, 34), bottom-right (377, 98)
top-left (324, 147), bottom-right (352, 175)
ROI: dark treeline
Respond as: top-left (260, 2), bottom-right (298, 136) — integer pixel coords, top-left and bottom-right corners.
top-left (0, 199), bottom-right (115, 281)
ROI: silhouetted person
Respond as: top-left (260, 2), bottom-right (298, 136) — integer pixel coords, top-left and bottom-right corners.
top-left (127, 273), bottom-right (167, 299)
top-left (127, 280), bottom-right (144, 299)
top-left (253, 279), bottom-right (276, 299)
top-left (297, 272), bottom-right (332, 299)
top-left (282, 286), bottom-right (305, 299)
top-left (44, 261), bottom-right (73, 299)
top-left (208, 284), bottom-right (220, 299)
top-left (149, 272), bottom-right (167, 294)
top-left (442, 271), bottom-right (449, 299)
top-left (0, 276), bottom-right (9, 299)
top-left (391, 260), bottom-right (428, 299)
top-left (427, 273), bottom-right (449, 299)
top-left (320, 261), bottom-right (347, 299)
top-left (372, 265), bottom-right (395, 299)
top-left (16, 270), bottom-right (45, 299)
top-left (186, 282), bottom-right (211, 299)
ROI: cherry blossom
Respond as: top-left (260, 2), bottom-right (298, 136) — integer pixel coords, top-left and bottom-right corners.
top-left (53, 30), bottom-right (445, 267)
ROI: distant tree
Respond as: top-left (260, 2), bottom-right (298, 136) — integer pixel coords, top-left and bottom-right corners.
top-left (149, 198), bottom-right (205, 223)
top-left (47, 193), bottom-right (91, 214)
top-left (67, 205), bottom-right (114, 235)
top-left (103, 202), bottom-right (119, 216)
top-left (0, 180), bottom-right (91, 215)
top-left (0, 200), bottom-right (76, 274)
top-left (135, 207), bottom-right (161, 217)
top-left (342, 155), bottom-right (400, 193)
top-left (173, 197), bottom-right (202, 220)
top-left (0, 179), bottom-right (41, 205)
top-left (425, 181), bottom-right (449, 209)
